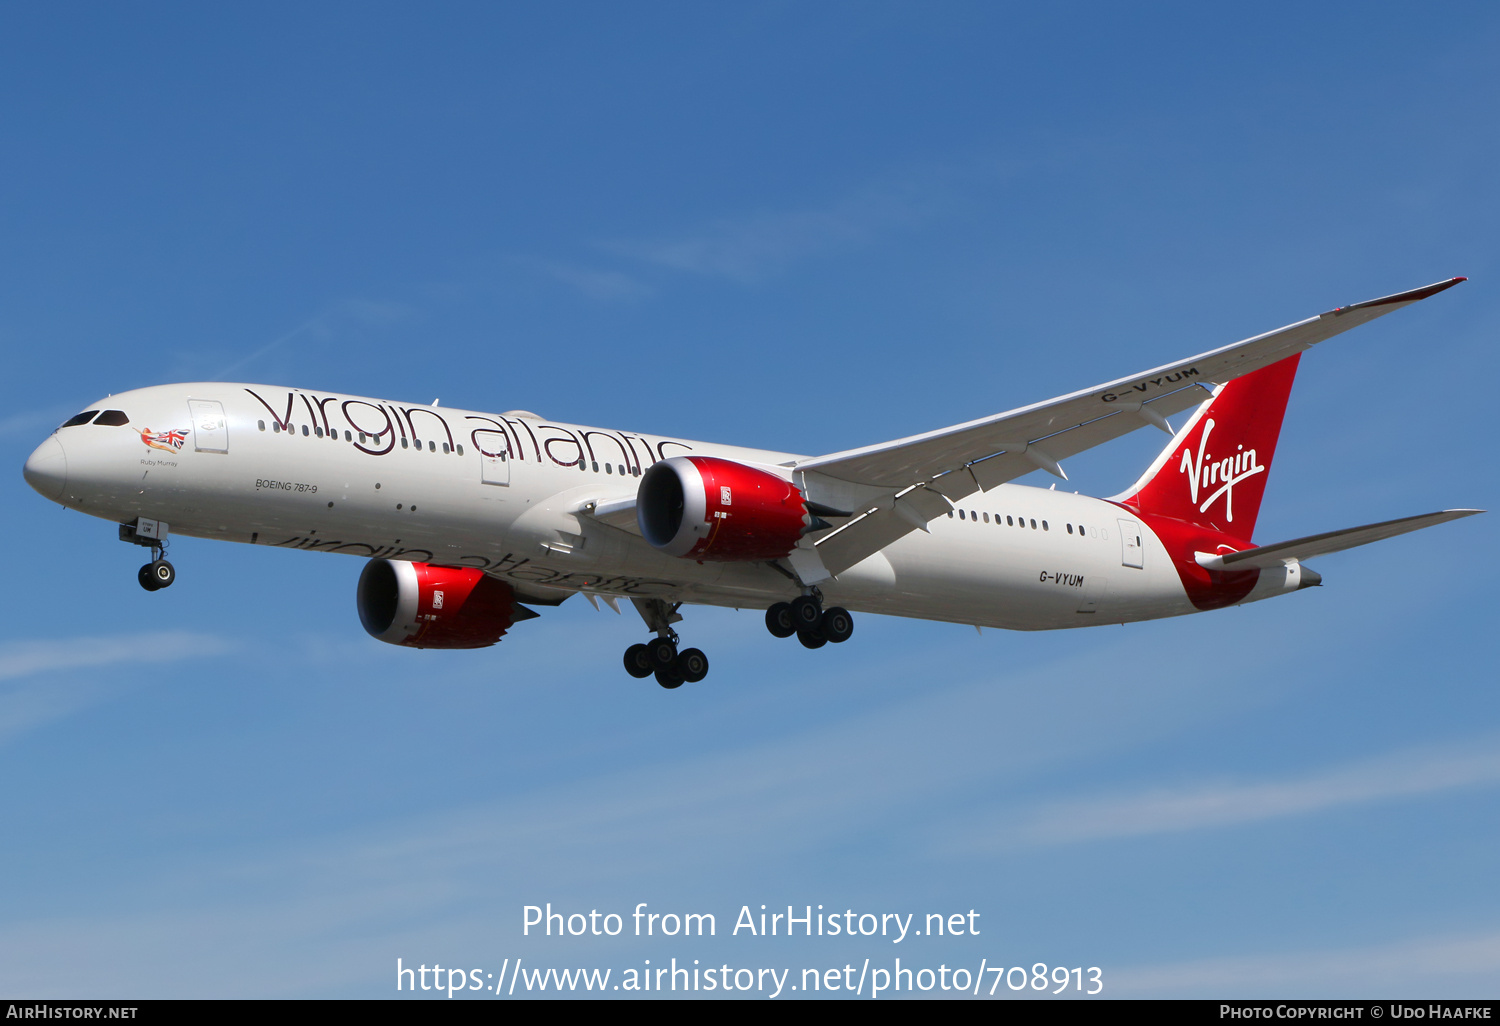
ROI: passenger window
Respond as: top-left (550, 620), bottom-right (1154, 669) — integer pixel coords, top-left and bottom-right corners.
top-left (982, 512), bottom-right (989, 523)
top-left (1042, 521), bottom-right (1048, 531)
top-left (457, 445), bottom-right (464, 456)
top-left (257, 420), bottom-right (266, 432)
top-left (94, 410), bottom-right (130, 426)
top-left (273, 422), bottom-right (281, 433)
top-left (958, 510), bottom-right (965, 520)
top-left (314, 426), bottom-right (323, 438)
top-left (1067, 523), bottom-right (1073, 534)
top-left (345, 430), bottom-right (352, 442)
top-left (61, 411), bottom-right (99, 428)
top-left (400, 437), bottom-right (408, 449)
top-left (1006, 516), bottom-right (1013, 526)
top-left (591, 461), bottom-right (598, 472)
top-left (1030, 519), bottom-right (1037, 529)
top-left (428, 440), bottom-right (436, 452)
top-left (605, 464), bottom-right (612, 474)
top-left (948, 511), bottom-right (955, 518)
top-left (442, 443), bottom-right (450, 454)
top-left (302, 425), bottom-right (309, 436)
top-left (359, 432), bottom-right (367, 443)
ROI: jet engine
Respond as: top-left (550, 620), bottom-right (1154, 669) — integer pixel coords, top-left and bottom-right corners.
top-left (357, 559), bottom-right (535, 649)
top-left (637, 456), bottom-right (811, 561)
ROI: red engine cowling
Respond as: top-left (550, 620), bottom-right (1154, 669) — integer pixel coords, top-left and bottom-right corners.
top-left (357, 559), bottom-right (528, 649)
top-left (637, 456), bottom-right (810, 561)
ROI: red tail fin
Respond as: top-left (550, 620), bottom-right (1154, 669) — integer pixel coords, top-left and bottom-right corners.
top-left (1116, 354), bottom-right (1300, 542)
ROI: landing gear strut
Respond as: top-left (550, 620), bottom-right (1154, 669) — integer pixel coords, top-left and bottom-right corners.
top-left (766, 592), bottom-right (853, 649)
top-left (626, 598), bottom-right (711, 688)
top-left (121, 520), bottom-right (176, 592)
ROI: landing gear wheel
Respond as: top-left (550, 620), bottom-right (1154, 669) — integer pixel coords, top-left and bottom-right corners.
top-left (796, 629), bottom-right (827, 650)
top-left (646, 636), bottom-right (678, 671)
top-left (821, 606), bottom-right (854, 643)
top-left (765, 603), bottom-right (796, 638)
top-left (149, 560), bottom-right (176, 589)
top-left (623, 643), bottom-right (654, 678)
top-left (138, 564), bottom-right (162, 592)
top-left (655, 666), bottom-right (685, 689)
top-left (677, 648), bottom-right (709, 683)
top-left (790, 595), bottom-right (822, 631)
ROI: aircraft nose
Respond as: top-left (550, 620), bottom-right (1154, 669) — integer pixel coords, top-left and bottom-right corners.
top-left (24, 435), bottom-right (68, 501)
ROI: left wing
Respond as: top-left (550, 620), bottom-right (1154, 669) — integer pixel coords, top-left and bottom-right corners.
top-left (800, 277), bottom-right (1465, 577)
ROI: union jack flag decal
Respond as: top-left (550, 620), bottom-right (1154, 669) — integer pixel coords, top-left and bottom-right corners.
top-left (141, 427), bottom-right (189, 452)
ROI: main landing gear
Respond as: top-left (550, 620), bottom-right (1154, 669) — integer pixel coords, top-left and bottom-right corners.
top-left (120, 519), bottom-right (176, 592)
top-left (625, 598), bottom-right (710, 689)
top-left (766, 592), bottom-right (853, 650)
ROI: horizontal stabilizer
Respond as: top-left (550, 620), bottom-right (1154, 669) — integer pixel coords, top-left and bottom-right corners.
top-left (1194, 509), bottom-right (1483, 571)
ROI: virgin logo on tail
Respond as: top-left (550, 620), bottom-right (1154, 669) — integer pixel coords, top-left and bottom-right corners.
top-left (1178, 418), bottom-right (1264, 524)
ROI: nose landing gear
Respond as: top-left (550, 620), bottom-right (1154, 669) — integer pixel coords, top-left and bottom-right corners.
top-left (121, 519), bottom-right (176, 592)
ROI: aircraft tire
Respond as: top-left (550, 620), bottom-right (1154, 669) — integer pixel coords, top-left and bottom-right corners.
top-left (623, 643), bottom-right (654, 678)
top-left (790, 595), bottom-right (822, 630)
top-left (796, 629), bottom-right (827, 650)
top-left (678, 648), bottom-right (709, 683)
top-left (646, 636), bottom-right (678, 671)
top-left (138, 564), bottom-right (162, 592)
top-left (150, 560), bottom-right (176, 589)
top-left (765, 603), bottom-right (796, 638)
top-left (821, 607), bottom-right (854, 643)
top-left (655, 667), bottom-right (685, 689)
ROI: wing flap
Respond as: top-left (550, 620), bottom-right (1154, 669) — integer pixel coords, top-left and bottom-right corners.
top-left (1194, 509), bottom-right (1483, 571)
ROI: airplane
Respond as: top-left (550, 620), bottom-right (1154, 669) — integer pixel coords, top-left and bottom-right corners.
top-left (22, 277), bottom-right (1481, 689)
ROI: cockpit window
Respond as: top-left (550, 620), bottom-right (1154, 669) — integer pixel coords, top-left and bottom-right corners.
top-left (61, 411), bottom-right (99, 428)
top-left (94, 410), bottom-right (131, 426)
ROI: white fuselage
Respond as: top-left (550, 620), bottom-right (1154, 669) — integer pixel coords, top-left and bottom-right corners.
top-left (29, 383), bottom-right (1304, 630)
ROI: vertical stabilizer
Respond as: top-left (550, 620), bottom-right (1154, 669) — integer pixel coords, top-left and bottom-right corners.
top-left (1114, 354), bottom-right (1301, 542)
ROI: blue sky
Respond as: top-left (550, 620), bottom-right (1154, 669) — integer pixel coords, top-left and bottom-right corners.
top-left (2, 2), bottom-right (1497, 999)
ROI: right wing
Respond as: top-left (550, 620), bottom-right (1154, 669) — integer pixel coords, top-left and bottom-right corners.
top-left (798, 277), bottom-right (1467, 577)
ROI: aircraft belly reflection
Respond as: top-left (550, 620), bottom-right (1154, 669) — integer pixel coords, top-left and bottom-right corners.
top-left (22, 277), bottom-right (1482, 688)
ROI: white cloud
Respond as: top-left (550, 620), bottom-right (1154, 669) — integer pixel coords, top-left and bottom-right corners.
top-left (0, 631), bottom-right (234, 743)
top-left (0, 627), bottom-right (1275, 992)
top-left (0, 631), bottom-right (234, 682)
top-left (213, 299), bottom-right (416, 380)
top-left (1114, 930), bottom-right (1500, 997)
top-left (598, 176), bottom-right (949, 284)
top-left (524, 258), bottom-right (653, 301)
top-left (951, 736), bottom-right (1500, 851)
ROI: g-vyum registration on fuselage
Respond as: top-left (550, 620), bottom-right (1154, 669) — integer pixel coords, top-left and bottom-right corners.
top-left (23, 278), bottom-right (1482, 689)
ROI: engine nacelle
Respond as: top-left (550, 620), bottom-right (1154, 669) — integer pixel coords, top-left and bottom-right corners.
top-left (357, 559), bottom-right (527, 649)
top-left (638, 456), bottom-right (810, 561)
